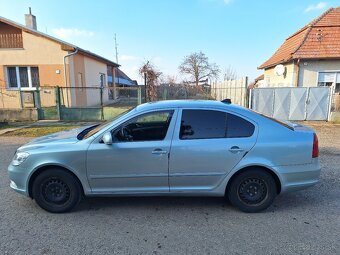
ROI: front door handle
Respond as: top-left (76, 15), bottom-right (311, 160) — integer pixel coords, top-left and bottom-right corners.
top-left (229, 146), bottom-right (244, 153)
top-left (152, 148), bottom-right (167, 155)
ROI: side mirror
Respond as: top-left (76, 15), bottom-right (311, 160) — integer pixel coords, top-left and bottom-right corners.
top-left (102, 132), bottom-right (113, 145)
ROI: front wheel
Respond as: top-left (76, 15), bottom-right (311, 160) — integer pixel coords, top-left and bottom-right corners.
top-left (32, 168), bottom-right (82, 213)
top-left (228, 169), bottom-right (277, 213)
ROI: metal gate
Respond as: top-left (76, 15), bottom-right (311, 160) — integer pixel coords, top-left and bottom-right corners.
top-left (251, 87), bottom-right (331, 121)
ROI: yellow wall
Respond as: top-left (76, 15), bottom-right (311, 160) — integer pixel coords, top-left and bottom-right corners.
top-left (263, 62), bottom-right (297, 87)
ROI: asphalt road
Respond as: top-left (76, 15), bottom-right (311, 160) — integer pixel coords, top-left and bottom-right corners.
top-left (0, 123), bottom-right (339, 255)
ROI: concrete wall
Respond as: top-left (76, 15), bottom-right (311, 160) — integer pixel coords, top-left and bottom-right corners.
top-left (0, 108), bottom-right (38, 121)
top-left (263, 62), bottom-right (297, 87)
top-left (298, 60), bottom-right (340, 87)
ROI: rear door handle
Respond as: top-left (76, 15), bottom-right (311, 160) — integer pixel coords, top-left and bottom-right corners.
top-left (152, 148), bottom-right (167, 155)
top-left (229, 146), bottom-right (244, 153)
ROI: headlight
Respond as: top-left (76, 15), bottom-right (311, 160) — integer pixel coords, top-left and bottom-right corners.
top-left (12, 152), bottom-right (29, 166)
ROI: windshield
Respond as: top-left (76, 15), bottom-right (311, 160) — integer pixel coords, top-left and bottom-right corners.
top-left (79, 108), bottom-right (134, 140)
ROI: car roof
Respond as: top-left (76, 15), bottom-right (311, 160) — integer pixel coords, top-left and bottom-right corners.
top-left (135, 100), bottom-right (243, 111)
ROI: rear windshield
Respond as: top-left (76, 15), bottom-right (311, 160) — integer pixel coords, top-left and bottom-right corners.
top-left (251, 110), bottom-right (294, 131)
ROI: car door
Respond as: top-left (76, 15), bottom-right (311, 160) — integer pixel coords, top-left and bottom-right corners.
top-left (86, 109), bottom-right (177, 194)
top-left (169, 108), bottom-right (257, 192)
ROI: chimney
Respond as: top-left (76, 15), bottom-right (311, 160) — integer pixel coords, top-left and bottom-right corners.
top-left (25, 7), bottom-right (37, 30)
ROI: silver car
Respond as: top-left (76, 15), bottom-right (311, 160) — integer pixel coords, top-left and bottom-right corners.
top-left (8, 100), bottom-right (320, 213)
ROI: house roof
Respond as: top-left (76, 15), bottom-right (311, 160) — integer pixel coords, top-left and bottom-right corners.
top-left (115, 68), bottom-right (138, 86)
top-left (259, 7), bottom-right (340, 69)
top-left (0, 16), bottom-right (119, 67)
top-left (248, 74), bottom-right (264, 89)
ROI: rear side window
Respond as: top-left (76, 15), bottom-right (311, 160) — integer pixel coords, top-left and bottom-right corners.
top-left (180, 110), bottom-right (255, 140)
top-left (226, 113), bottom-right (255, 138)
top-left (180, 110), bottom-right (226, 139)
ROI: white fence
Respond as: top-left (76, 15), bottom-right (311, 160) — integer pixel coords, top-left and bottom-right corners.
top-left (211, 77), bottom-right (248, 107)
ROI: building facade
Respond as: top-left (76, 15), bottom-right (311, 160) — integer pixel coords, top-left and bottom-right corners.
top-left (258, 7), bottom-right (340, 95)
top-left (0, 11), bottom-right (119, 108)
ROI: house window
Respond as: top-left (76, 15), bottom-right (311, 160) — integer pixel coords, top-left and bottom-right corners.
top-left (6, 66), bottom-right (40, 89)
top-left (7, 67), bottom-right (18, 88)
top-left (318, 72), bottom-right (340, 93)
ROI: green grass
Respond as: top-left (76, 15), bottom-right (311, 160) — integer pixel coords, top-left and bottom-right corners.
top-left (1, 125), bottom-right (80, 137)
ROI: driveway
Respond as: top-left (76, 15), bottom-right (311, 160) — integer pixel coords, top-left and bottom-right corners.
top-left (0, 123), bottom-right (339, 255)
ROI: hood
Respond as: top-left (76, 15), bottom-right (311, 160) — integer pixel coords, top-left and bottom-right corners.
top-left (18, 125), bottom-right (93, 151)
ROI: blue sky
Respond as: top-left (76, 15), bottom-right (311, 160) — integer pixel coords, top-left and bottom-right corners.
top-left (1, 0), bottom-right (339, 83)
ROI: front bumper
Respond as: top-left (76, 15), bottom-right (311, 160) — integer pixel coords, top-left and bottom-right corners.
top-left (8, 164), bottom-right (30, 196)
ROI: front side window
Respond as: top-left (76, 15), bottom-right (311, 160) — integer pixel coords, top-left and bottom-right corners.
top-left (114, 110), bottom-right (174, 142)
top-left (6, 66), bottom-right (40, 89)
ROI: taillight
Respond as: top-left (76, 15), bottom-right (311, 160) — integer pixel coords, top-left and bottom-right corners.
top-left (312, 133), bottom-right (319, 158)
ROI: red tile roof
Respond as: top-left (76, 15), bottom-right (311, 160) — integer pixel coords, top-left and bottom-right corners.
top-left (259, 7), bottom-right (340, 69)
top-left (248, 74), bottom-right (264, 89)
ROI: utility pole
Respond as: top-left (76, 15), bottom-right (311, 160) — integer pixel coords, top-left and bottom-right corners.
top-left (114, 33), bottom-right (119, 64)
top-left (114, 34), bottom-right (120, 96)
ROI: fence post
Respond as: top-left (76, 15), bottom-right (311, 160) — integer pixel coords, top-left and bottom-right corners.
top-left (34, 88), bottom-right (42, 119)
top-left (19, 88), bottom-right (23, 109)
top-left (248, 89), bottom-right (252, 109)
top-left (137, 86), bottom-right (142, 105)
top-left (100, 87), bottom-right (104, 120)
top-left (163, 88), bottom-right (167, 100)
top-left (55, 86), bottom-right (61, 120)
top-left (327, 86), bottom-right (334, 121)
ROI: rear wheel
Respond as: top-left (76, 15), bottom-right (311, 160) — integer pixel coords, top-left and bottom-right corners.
top-left (32, 168), bottom-right (82, 213)
top-left (228, 169), bottom-right (277, 213)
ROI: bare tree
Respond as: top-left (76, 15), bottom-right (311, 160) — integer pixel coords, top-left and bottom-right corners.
top-left (223, 66), bottom-right (237, 81)
top-left (139, 61), bottom-right (162, 102)
top-left (179, 51), bottom-right (220, 86)
top-left (161, 75), bottom-right (177, 86)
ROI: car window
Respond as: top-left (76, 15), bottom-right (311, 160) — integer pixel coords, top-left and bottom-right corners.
top-left (180, 110), bottom-right (227, 140)
top-left (114, 110), bottom-right (174, 142)
top-left (81, 108), bottom-right (134, 140)
top-left (226, 113), bottom-right (255, 138)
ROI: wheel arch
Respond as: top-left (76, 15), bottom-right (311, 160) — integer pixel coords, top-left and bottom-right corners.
top-left (225, 165), bottom-right (282, 195)
top-left (28, 164), bottom-right (85, 198)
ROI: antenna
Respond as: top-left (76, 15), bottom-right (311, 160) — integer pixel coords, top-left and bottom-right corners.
top-left (114, 33), bottom-right (119, 64)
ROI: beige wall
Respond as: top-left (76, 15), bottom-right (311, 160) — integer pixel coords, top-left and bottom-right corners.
top-left (1, 31), bottom-right (67, 64)
top-left (263, 62), bottom-right (297, 87)
top-left (0, 30), bottom-right (67, 89)
top-left (68, 54), bottom-right (87, 107)
top-left (83, 56), bottom-right (108, 106)
top-left (0, 25), bottom-right (114, 108)
top-left (298, 60), bottom-right (340, 87)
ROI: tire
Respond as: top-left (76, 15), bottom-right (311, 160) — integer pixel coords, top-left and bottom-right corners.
top-left (32, 168), bottom-right (82, 213)
top-left (227, 169), bottom-right (277, 213)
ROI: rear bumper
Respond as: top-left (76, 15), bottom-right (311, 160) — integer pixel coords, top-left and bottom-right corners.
top-left (275, 158), bottom-right (321, 193)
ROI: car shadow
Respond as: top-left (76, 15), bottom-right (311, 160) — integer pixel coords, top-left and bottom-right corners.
top-left (76, 196), bottom-right (236, 212)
